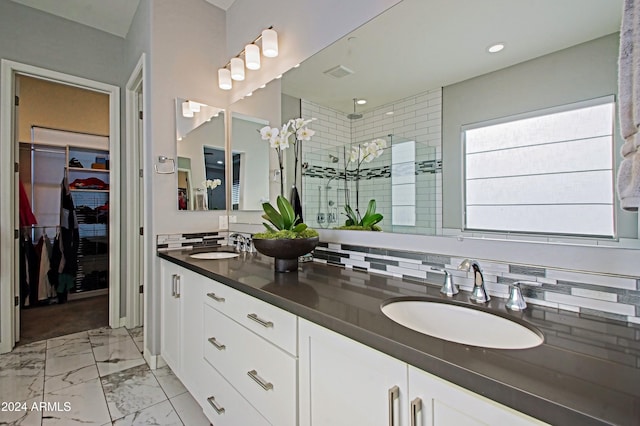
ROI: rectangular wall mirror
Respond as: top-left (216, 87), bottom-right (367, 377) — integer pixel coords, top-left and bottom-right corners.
top-left (274, 0), bottom-right (635, 241)
top-left (230, 112), bottom-right (270, 211)
top-left (175, 98), bottom-right (226, 211)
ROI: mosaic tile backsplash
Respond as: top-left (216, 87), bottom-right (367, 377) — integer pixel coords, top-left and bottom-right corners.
top-left (313, 242), bottom-right (640, 325)
top-left (157, 232), bottom-right (640, 324)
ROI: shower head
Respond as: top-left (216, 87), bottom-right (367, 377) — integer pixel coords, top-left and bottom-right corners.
top-left (347, 98), bottom-right (363, 120)
top-left (329, 154), bottom-right (339, 163)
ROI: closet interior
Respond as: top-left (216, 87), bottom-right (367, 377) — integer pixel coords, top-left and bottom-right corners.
top-left (15, 74), bottom-right (112, 343)
top-left (19, 129), bottom-right (110, 305)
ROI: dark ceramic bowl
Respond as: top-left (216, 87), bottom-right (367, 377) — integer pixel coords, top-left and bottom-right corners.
top-left (253, 237), bottom-right (319, 272)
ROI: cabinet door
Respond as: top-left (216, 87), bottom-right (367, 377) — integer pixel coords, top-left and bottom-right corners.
top-left (160, 261), bottom-right (182, 374)
top-left (178, 267), bottom-right (205, 395)
top-left (299, 319), bottom-right (407, 426)
top-left (408, 366), bottom-right (547, 426)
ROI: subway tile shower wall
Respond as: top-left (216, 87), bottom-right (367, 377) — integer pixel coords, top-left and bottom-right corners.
top-left (301, 89), bottom-right (443, 234)
top-left (312, 243), bottom-right (640, 325)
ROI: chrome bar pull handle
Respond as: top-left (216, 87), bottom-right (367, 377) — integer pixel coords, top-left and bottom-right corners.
top-left (208, 337), bottom-right (226, 351)
top-left (207, 396), bottom-right (225, 414)
top-left (171, 274), bottom-right (177, 297)
top-left (247, 369), bottom-right (274, 391)
top-left (388, 385), bottom-right (399, 426)
top-left (410, 397), bottom-right (422, 426)
top-left (175, 274), bottom-right (181, 298)
top-left (206, 292), bottom-right (225, 303)
top-left (247, 313), bottom-right (274, 328)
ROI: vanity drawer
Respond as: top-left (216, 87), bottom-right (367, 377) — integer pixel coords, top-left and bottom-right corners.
top-left (200, 358), bottom-right (271, 426)
top-left (203, 278), bottom-right (297, 355)
top-left (203, 302), bottom-right (297, 426)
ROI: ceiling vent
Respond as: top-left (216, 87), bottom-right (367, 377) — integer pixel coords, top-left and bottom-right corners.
top-left (323, 65), bottom-right (354, 79)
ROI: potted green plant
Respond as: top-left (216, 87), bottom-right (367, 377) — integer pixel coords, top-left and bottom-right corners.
top-left (336, 199), bottom-right (383, 231)
top-left (253, 195), bottom-right (319, 272)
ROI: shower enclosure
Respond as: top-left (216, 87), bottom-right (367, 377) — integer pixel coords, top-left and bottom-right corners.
top-left (302, 134), bottom-right (438, 234)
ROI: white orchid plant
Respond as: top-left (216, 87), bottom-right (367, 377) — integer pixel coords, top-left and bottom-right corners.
top-left (260, 118), bottom-right (315, 197)
top-left (203, 178), bottom-right (222, 189)
top-left (345, 138), bottom-right (387, 224)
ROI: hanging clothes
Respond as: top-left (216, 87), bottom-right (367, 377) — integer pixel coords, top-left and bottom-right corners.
top-left (19, 180), bottom-right (37, 227)
top-left (57, 177), bottom-right (79, 300)
top-left (36, 234), bottom-right (54, 301)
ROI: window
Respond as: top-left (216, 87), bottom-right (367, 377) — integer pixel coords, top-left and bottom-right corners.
top-left (392, 141), bottom-right (416, 226)
top-left (463, 97), bottom-right (615, 237)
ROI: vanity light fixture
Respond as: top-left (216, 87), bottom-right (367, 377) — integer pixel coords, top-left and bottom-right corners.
top-left (487, 43), bottom-right (505, 53)
top-left (218, 68), bottom-right (232, 90)
top-left (245, 43), bottom-right (261, 70)
top-left (231, 57), bottom-right (245, 81)
top-left (188, 101), bottom-right (201, 112)
top-left (217, 26), bottom-right (278, 91)
top-left (182, 101), bottom-right (194, 118)
top-left (262, 28), bottom-right (278, 57)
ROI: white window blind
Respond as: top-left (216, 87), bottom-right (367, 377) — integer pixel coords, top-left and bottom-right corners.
top-left (463, 97), bottom-right (615, 237)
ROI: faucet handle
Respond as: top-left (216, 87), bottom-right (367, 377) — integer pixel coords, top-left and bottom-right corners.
top-left (506, 281), bottom-right (534, 311)
top-left (432, 268), bottom-right (458, 297)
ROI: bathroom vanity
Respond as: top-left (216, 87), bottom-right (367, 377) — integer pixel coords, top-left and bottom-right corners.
top-left (158, 250), bottom-right (640, 426)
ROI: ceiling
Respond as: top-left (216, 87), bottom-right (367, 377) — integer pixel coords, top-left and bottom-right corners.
top-left (8, 0), bottom-right (236, 38)
top-left (281, 0), bottom-right (623, 114)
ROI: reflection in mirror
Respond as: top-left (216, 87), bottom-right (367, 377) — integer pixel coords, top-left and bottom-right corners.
top-left (231, 113), bottom-right (270, 211)
top-left (175, 98), bottom-right (225, 211)
top-left (279, 0), bottom-right (628, 239)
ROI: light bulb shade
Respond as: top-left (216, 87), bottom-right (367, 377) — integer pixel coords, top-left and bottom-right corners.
top-left (182, 101), bottom-right (194, 117)
top-left (262, 29), bottom-right (278, 58)
top-left (230, 57), bottom-right (245, 81)
top-left (218, 68), bottom-right (232, 90)
top-left (245, 44), bottom-right (261, 70)
top-left (188, 101), bottom-right (201, 112)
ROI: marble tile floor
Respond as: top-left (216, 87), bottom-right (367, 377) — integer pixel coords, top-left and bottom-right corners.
top-left (0, 327), bottom-right (211, 425)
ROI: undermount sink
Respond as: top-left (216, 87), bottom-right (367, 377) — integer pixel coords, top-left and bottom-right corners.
top-left (381, 298), bottom-right (543, 349)
top-left (189, 252), bottom-right (239, 260)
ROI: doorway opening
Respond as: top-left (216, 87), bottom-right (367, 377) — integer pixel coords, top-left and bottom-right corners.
top-left (0, 60), bottom-right (121, 354)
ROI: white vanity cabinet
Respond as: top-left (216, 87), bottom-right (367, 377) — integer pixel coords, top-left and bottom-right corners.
top-left (200, 274), bottom-right (298, 426)
top-left (299, 318), bottom-right (546, 426)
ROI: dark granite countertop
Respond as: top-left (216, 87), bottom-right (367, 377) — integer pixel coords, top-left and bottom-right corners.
top-left (159, 249), bottom-right (640, 426)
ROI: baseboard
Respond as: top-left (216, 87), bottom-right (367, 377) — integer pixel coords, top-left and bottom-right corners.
top-left (143, 349), bottom-right (167, 370)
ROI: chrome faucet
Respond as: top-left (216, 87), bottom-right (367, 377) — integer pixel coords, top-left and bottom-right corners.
top-left (432, 268), bottom-right (458, 296)
top-left (458, 259), bottom-right (490, 303)
top-left (506, 281), bottom-right (527, 311)
top-left (228, 233), bottom-right (247, 252)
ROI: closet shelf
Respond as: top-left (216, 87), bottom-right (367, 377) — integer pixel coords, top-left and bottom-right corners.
top-left (68, 166), bottom-right (109, 173)
top-left (70, 188), bottom-right (109, 193)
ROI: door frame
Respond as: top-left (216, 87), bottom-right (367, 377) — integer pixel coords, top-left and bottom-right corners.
top-left (0, 59), bottom-right (121, 353)
top-left (125, 53), bottom-right (146, 329)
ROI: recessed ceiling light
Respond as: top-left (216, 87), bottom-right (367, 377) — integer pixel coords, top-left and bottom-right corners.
top-left (356, 99), bottom-right (367, 105)
top-left (487, 43), bottom-right (505, 53)
top-left (385, 111), bottom-right (394, 115)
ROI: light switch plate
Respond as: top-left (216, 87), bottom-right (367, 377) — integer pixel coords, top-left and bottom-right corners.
top-left (219, 215), bottom-right (228, 230)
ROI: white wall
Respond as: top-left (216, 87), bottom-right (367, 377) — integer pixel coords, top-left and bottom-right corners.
top-left (0, 0), bottom-right (124, 85)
